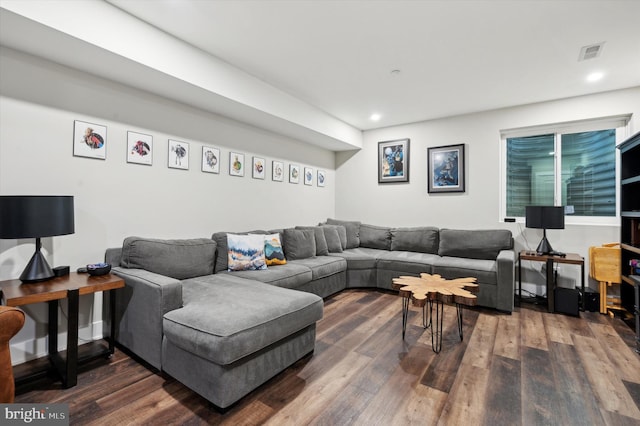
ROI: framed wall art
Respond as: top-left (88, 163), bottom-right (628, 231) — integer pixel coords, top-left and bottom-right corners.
top-left (127, 131), bottom-right (153, 165)
top-left (378, 138), bottom-right (409, 183)
top-left (168, 139), bottom-right (189, 170)
top-left (289, 164), bottom-right (300, 184)
top-left (202, 146), bottom-right (220, 173)
top-left (73, 120), bottom-right (107, 160)
top-left (252, 156), bottom-right (265, 179)
top-left (427, 143), bottom-right (465, 193)
top-left (317, 170), bottom-right (326, 187)
top-left (304, 167), bottom-right (313, 185)
top-left (272, 161), bottom-right (284, 182)
top-left (229, 152), bottom-right (245, 177)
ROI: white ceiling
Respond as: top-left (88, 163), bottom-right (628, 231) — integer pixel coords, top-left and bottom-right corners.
top-left (107, 0), bottom-right (640, 130)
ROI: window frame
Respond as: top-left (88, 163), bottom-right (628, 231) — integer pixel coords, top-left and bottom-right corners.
top-left (499, 115), bottom-right (631, 226)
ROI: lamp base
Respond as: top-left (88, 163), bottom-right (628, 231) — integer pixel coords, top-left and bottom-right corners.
top-left (536, 236), bottom-right (554, 255)
top-left (20, 247), bottom-right (54, 283)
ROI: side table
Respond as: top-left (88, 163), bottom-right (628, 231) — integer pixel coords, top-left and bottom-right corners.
top-left (0, 272), bottom-right (124, 388)
top-left (517, 251), bottom-right (585, 312)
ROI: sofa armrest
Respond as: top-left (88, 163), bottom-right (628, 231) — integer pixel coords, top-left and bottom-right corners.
top-left (111, 267), bottom-right (183, 369)
top-left (495, 249), bottom-right (515, 312)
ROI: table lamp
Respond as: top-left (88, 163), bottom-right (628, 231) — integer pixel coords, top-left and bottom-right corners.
top-left (0, 195), bottom-right (74, 282)
top-left (525, 205), bottom-right (565, 255)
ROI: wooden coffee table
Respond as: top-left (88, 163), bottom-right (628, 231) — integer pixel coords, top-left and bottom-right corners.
top-left (392, 273), bottom-right (478, 353)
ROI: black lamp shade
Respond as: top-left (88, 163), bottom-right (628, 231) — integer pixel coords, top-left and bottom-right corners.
top-left (0, 195), bottom-right (74, 282)
top-left (525, 206), bottom-right (564, 230)
top-left (0, 196), bottom-right (74, 238)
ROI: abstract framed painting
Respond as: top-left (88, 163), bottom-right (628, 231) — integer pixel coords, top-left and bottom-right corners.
top-left (289, 164), bottom-right (300, 184)
top-left (317, 170), bottom-right (326, 187)
top-left (304, 167), bottom-right (313, 185)
top-left (127, 131), bottom-right (153, 165)
top-left (229, 152), bottom-right (245, 177)
top-left (73, 120), bottom-right (107, 160)
top-left (252, 156), bottom-right (266, 179)
top-left (378, 138), bottom-right (409, 183)
top-left (272, 160), bottom-right (284, 182)
top-left (427, 143), bottom-right (465, 193)
top-left (168, 139), bottom-right (189, 170)
top-left (202, 146), bottom-right (220, 173)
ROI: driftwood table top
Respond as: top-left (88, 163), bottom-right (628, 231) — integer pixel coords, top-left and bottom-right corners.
top-left (392, 273), bottom-right (479, 307)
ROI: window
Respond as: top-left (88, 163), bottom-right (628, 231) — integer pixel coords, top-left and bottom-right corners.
top-left (501, 116), bottom-right (630, 224)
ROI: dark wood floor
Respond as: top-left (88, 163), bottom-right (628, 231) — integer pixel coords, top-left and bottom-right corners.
top-left (14, 289), bottom-right (640, 425)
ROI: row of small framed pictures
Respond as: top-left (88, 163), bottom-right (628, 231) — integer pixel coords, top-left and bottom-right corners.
top-left (72, 120), bottom-right (326, 186)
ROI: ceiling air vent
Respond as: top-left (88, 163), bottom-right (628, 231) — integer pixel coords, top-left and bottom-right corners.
top-left (579, 42), bottom-right (605, 61)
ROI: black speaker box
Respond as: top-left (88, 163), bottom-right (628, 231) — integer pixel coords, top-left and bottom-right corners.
top-left (554, 287), bottom-right (580, 316)
top-left (582, 291), bottom-right (599, 312)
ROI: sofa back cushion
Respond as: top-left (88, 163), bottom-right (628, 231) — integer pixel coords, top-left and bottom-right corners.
top-left (321, 226), bottom-right (344, 253)
top-left (438, 229), bottom-right (513, 260)
top-left (359, 224), bottom-right (392, 250)
top-left (296, 226), bottom-right (329, 256)
top-left (390, 227), bottom-right (439, 254)
top-left (213, 231), bottom-right (266, 273)
top-left (283, 228), bottom-right (316, 260)
top-left (326, 218), bottom-right (361, 248)
top-left (120, 237), bottom-right (216, 279)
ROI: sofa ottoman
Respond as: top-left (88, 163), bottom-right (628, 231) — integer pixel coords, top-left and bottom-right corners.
top-left (162, 274), bottom-right (323, 409)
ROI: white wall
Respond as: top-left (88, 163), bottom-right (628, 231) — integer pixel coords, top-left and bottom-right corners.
top-left (336, 87), bottom-right (639, 294)
top-left (0, 47), bottom-right (336, 363)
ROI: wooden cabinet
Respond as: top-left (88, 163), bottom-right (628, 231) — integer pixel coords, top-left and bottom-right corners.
top-left (617, 131), bottom-right (640, 323)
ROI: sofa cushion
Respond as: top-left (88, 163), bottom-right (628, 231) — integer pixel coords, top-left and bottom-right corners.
top-left (438, 229), bottom-right (513, 260)
top-left (263, 233), bottom-right (287, 266)
top-left (227, 234), bottom-right (267, 271)
top-left (283, 228), bottom-right (316, 260)
top-left (321, 225), bottom-right (345, 252)
top-left (326, 218), bottom-right (361, 249)
top-left (377, 250), bottom-right (441, 273)
top-left (359, 224), bottom-right (392, 250)
top-left (329, 247), bottom-right (385, 270)
top-left (390, 227), bottom-right (439, 254)
top-left (220, 263), bottom-right (312, 290)
top-left (289, 256), bottom-right (347, 280)
top-left (212, 231), bottom-right (266, 273)
top-left (164, 274), bottom-right (323, 365)
top-left (296, 226), bottom-right (329, 256)
top-left (432, 256), bottom-right (498, 285)
top-left (120, 237), bottom-right (216, 280)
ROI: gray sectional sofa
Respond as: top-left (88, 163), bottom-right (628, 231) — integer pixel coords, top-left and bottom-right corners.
top-left (105, 219), bottom-right (514, 410)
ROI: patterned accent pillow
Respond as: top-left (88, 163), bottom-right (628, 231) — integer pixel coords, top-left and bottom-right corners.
top-left (263, 233), bottom-right (287, 266)
top-left (227, 234), bottom-right (267, 271)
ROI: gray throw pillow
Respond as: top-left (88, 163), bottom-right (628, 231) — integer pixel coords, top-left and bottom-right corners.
top-left (121, 237), bottom-right (216, 280)
top-left (326, 218), bottom-right (361, 249)
top-left (322, 226), bottom-right (343, 253)
top-left (283, 228), bottom-right (316, 260)
top-left (296, 226), bottom-right (329, 256)
top-left (321, 224), bottom-right (347, 250)
top-left (359, 223), bottom-right (392, 250)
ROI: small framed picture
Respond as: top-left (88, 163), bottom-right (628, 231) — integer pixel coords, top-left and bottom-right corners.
top-left (127, 131), bottom-right (153, 165)
top-left (168, 139), bottom-right (189, 170)
top-left (427, 143), bottom-right (465, 193)
top-left (73, 120), bottom-right (107, 160)
top-left (317, 170), bottom-right (326, 187)
top-left (252, 157), bottom-right (265, 179)
top-left (202, 146), bottom-right (220, 173)
top-left (229, 152), bottom-right (245, 177)
top-left (304, 167), bottom-right (313, 185)
top-left (272, 161), bottom-right (284, 182)
top-left (289, 164), bottom-right (300, 184)
top-left (378, 138), bottom-right (409, 183)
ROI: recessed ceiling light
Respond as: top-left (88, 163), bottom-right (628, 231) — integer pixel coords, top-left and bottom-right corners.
top-left (370, 113), bottom-right (381, 121)
top-left (586, 72), bottom-right (604, 82)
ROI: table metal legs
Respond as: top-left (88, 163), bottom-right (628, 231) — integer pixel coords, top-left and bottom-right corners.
top-left (401, 297), bottom-right (465, 353)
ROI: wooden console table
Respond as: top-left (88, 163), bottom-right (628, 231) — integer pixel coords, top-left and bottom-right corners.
top-left (517, 251), bottom-right (585, 312)
top-left (0, 272), bottom-right (124, 388)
